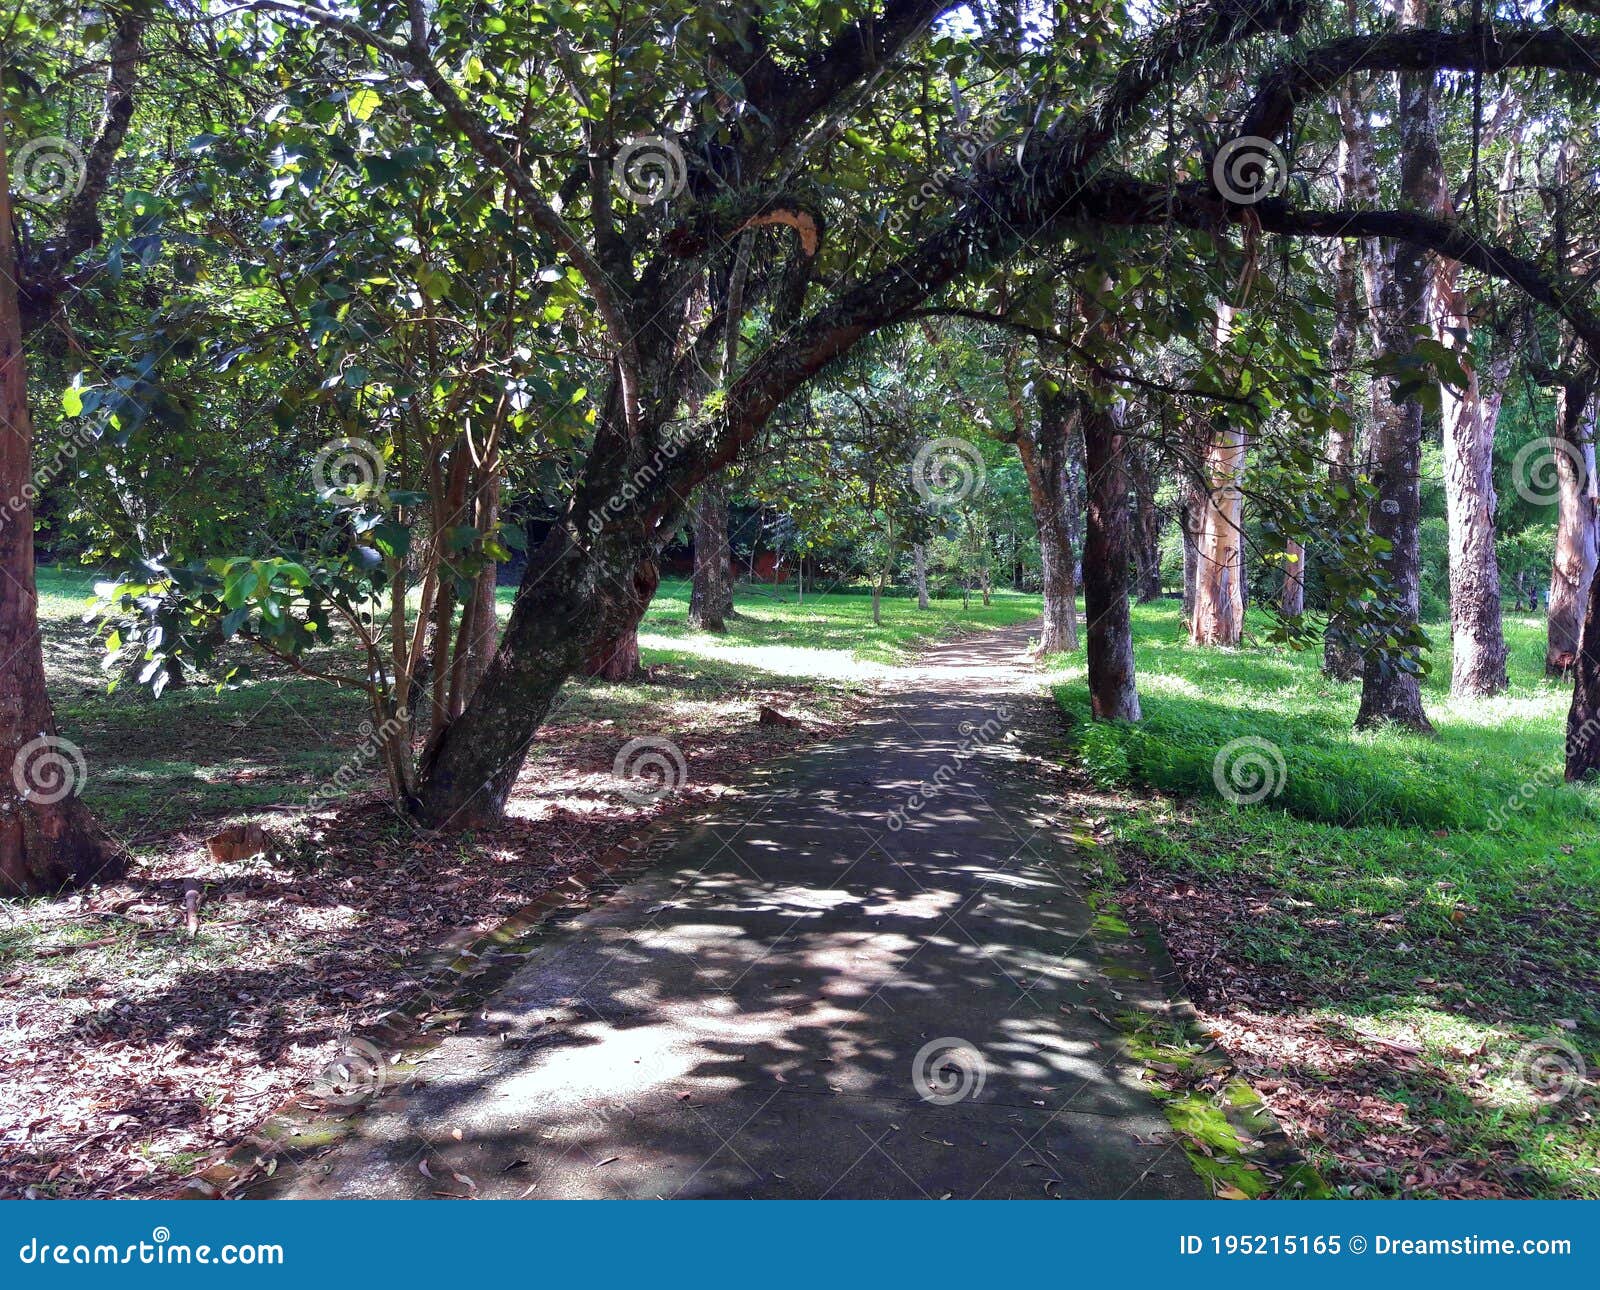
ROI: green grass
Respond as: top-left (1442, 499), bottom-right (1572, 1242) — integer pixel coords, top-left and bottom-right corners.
top-left (1052, 599), bottom-right (1600, 1198)
top-left (37, 565), bottom-right (1039, 838)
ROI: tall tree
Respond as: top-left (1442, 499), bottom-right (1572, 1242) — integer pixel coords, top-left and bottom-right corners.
top-left (1190, 305), bottom-right (1245, 646)
top-left (0, 106), bottom-right (122, 895)
top-left (1354, 5), bottom-right (1436, 733)
top-left (1016, 381), bottom-right (1081, 654)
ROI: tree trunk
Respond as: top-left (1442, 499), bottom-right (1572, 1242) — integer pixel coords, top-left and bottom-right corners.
top-left (1131, 444), bottom-right (1163, 602)
top-left (1019, 385), bottom-right (1080, 653)
top-left (1191, 306), bottom-right (1245, 646)
top-left (1355, 44), bottom-right (1435, 733)
top-left (1081, 393), bottom-right (1140, 722)
top-left (688, 478), bottom-right (733, 631)
top-left (449, 469), bottom-right (501, 717)
top-left (913, 544), bottom-right (930, 610)
top-left (1547, 383), bottom-right (1598, 676)
top-left (1324, 80), bottom-right (1377, 680)
top-left (1281, 538), bottom-right (1305, 616)
top-left (1180, 488), bottom-right (1201, 624)
top-left (1566, 540), bottom-right (1600, 779)
top-left (0, 108), bottom-right (122, 896)
top-left (1426, 106), bottom-right (1508, 694)
top-left (583, 557), bottom-right (660, 682)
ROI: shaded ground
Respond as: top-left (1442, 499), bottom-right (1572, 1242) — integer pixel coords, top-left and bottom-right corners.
top-left (1, 573), bottom-right (1033, 1199)
top-left (250, 626), bottom-right (1295, 1199)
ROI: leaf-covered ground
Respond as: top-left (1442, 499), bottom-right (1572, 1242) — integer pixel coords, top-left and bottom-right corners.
top-left (1, 570), bottom-right (1037, 1199)
top-left (1053, 601), bottom-right (1600, 1199)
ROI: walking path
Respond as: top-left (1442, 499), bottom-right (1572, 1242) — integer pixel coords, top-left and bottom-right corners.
top-left (264, 624), bottom-right (1214, 1199)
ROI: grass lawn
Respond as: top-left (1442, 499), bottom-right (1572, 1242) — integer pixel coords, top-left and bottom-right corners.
top-left (35, 565), bottom-right (1039, 837)
top-left (1053, 600), bottom-right (1600, 1198)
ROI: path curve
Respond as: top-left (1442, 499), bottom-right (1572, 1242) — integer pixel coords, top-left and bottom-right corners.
top-left (266, 623), bottom-right (1209, 1199)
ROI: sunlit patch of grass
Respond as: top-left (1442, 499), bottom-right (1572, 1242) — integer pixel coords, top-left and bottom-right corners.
top-left (1051, 600), bottom-right (1600, 1197)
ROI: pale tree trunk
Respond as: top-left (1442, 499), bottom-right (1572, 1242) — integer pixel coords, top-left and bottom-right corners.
top-left (0, 109), bottom-right (122, 896)
top-left (1547, 383), bottom-right (1598, 676)
top-left (1281, 539), bottom-right (1305, 616)
top-left (1018, 385), bottom-right (1079, 653)
top-left (1082, 391), bottom-right (1140, 721)
top-left (1191, 305), bottom-right (1245, 646)
top-left (913, 544), bottom-right (930, 610)
top-left (1426, 96), bottom-right (1508, 695)
top-left (1356, 32), bottom-right (1435, 732)
top-left (688, 477), bottom-right (734, 631)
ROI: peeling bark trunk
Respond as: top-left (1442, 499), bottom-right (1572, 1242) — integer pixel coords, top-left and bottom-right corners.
top-left (1081, 394), bottom-right (1140, 722)
top-left (0, 110), bottom-right (122, 896)
top-left (1191, 305), bottom-right (1245, 646)
top-left (1547, 384), bottom-right (1598, 676)
top-left (688, 478), bottom-right (733, 631)
top-left (1019, 386), bottom-right (1079, 654)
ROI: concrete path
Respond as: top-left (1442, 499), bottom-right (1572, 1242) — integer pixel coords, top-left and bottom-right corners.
top-left (267, 623), bottom-right (1209, 1199)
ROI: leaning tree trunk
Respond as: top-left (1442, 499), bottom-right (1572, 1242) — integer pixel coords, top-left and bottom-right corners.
top-left (688, 477), bottom-right (733, 631)
top-left (1547, 384), bottom-right (1598, 676)
top-left (583, 557), bottom-right (660, 682)
top-left (1081, 392), bottom-right (1140, 722)
top-left (1356, 49), bottom-right (1435, 733)
top-left (1191, 305), bottom-right (1245, 646)
top-left (1019, 385), bottom-right (1079, 654)
top-left (0, 111), bottom-right (122, 896)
